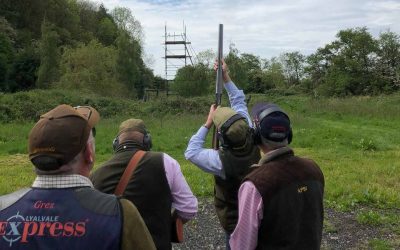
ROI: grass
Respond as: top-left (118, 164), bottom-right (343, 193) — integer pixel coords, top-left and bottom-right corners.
top-left (1, 92), bottom-right (400, 245)
top-left (1, 94), bottom-right (400, 205)
top-left (368, 239), bottom-right (392, 250)
top-left (323, 219), bottom-right (337, 233)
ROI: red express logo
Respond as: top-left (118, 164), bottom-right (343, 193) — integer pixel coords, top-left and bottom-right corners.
top-left (0, 211), bottom-right (87, 247)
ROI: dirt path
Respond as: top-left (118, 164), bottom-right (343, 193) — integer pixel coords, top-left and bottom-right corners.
top-left (173, 198), bottom-right (399, 250)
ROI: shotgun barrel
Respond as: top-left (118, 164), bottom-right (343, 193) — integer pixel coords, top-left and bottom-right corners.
top-left (212, 24), bottom-right (223, 149)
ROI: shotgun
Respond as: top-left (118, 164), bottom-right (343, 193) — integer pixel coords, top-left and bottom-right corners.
top-left (212, 24), bottom-right (223, 150)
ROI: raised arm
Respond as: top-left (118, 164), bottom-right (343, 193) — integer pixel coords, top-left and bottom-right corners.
top-left (214, 60), bottom-right (252, 126)
top-left (184, 104), bottom-right (226, 179)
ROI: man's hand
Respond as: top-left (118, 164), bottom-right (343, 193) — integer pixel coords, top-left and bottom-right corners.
top-left (214, 59), bottom-right (231, 83)
top-left (204, 104), bottom-right (217, 129)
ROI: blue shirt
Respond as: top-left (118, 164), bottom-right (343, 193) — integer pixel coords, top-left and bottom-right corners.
top-left (184, 81), bottom-right (252, 179)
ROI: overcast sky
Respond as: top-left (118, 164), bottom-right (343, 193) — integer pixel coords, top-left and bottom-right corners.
top-left (102, 0), bottom-right (400, 77)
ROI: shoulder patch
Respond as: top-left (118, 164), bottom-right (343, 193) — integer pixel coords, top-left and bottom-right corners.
top-left (0, 188), bottom-right (31, 210)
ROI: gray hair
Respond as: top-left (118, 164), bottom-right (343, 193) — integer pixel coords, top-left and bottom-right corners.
top-left (261, 136), bottom-right (288, 149)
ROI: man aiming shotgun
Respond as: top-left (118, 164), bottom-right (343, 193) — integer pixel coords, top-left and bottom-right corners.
top-left (184, 24), bottom-right (260, 250)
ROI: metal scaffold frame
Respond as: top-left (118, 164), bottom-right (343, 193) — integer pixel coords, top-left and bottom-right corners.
top-left (163, 22), bottom-right (195, 94)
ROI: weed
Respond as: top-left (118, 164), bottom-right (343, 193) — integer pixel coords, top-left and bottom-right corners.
top-left (368, 239), bottom-right (392, 250)
top-left (359, 138), bottom-right (377, 151)
top-left (357, 210), bottom-right (384, 226)
top-left (323, 219), bottom-right (337, 233)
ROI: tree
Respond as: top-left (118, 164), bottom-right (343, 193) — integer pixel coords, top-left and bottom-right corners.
top-left (376, 30), bottom-right (400, 91)
top-left (111, 7), bottom-right (144, 44)
top-left (116, 32), bottom-right (143, 98)
top-left (111, 7), bottom-right (150, 99)
top-left (241, 53), bottom-right (262, 72)
top-left (224, 44), bottom-right (248, 90)
top-left (196, 49), bottom-right (215, 68)
top-left (262, 58), bottom-right (286, 90)
top-left (172, 64), bottom-right (213, 97)
top-left (332, 27), bottom-right (378, 95)
top-left (0, 17), bottom-right (16, 43)
top-left (58, 40), bottom-right (127, 96)
top-left (305, 27), bottom-right (378, 96)
top-left (153, 76), bottom-right (167, 90)
top-left (96, 17), bottom-right (118, 46)
top-left (0, 33), bottom-right (14, 90)
top-left (36, 20), bottom-right (60, 88)
top-left (280, 51), bottom-right (305, 86)
top-left (8, 46), bottom-right (40, 91)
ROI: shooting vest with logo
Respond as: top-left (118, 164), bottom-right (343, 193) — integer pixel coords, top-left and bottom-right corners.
top-left (0, 187), bottom-right (121, 250)
top-left (244, 148), bottom-right (324, 250)
top-left (90, 149), bottom-right (172, 250)
top-left (215, 142), bottom-right (260, 233)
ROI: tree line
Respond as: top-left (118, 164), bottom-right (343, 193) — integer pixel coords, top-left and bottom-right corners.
top-left (0, 0), bottom-right (164, 99)
top-left (173, 27), bottom-right (400, 97)
top-left (1, 1), bottom-right (399, 98)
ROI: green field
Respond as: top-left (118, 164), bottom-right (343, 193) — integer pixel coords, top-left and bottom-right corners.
top-left (1, 93), bottom-right (399, 247)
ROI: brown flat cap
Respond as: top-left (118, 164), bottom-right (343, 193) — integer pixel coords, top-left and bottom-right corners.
top-left (28, 104), bottom-right (100, 170)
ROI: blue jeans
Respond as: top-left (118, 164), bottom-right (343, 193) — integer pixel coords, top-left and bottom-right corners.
top-left (225, 231), bottom-right (231, 250)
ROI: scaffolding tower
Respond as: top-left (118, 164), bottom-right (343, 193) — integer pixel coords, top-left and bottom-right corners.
top-left (163, 23), bottom-right (195, 93)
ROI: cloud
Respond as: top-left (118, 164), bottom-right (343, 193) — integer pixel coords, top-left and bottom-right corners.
top-left (102, 0), bottom-right (400, 77)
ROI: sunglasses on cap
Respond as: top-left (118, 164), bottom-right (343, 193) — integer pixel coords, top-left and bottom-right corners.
top-left (74, 106), bottom-right (96, 137)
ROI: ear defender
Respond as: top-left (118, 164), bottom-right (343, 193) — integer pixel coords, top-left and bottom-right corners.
top-left (252, 106), bottom-right (292, 145)
top-left (112, 136), bottom-right (119, 152)
top-left (143, 131), bottom-right (152, 151)
top-left (112, 131), bottom-right (152, 152)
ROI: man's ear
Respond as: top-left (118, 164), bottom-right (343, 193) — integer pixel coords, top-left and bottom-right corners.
top-left (84, 141), bottom-right (94, 165)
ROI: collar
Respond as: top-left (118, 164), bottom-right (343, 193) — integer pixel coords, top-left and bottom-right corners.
top-left (115, 141), bottom-right (146, 153)
top-left (251, 146), bottom-right (293, 168)
top-left (32, 174), bottom-right (94, 189)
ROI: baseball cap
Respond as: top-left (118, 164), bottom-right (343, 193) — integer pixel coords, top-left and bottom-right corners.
top-left (251, 102), bottom-right (291, 142)
top-left (28, 104), bottom-right (100, 170)
top-left (212, 107), bottom-right (249, 146)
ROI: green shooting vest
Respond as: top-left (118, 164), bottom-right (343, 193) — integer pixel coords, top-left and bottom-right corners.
top-left (214, 140), bottom-right (260, 233)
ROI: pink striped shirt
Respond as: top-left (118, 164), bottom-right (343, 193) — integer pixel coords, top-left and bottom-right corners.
top-left (229, 181), bottom-right (264, 250)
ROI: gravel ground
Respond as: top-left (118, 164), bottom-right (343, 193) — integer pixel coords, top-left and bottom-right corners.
top-left (173, 198), bottom-right (399, 250)
top-left (172, 198), bottom-right (226, 250)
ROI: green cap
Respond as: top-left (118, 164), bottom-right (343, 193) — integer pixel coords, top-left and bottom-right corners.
top-left (212, 107), bottom-right (249, 146)
top-left (212, 107), bottom-right (237, 129)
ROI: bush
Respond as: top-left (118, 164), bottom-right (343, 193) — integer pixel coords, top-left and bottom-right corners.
top-left (57, 40), bottom-right (129, 97)
top-left (172, 64), bottom-right (213, 97)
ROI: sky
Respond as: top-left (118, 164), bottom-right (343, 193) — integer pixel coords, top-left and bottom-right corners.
top-left (101, 0), bottom-right (400, 77)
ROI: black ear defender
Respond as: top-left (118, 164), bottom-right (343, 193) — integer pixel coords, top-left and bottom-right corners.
top-left (252, 106), bottom-right (292, 145)
top-left (217, 114), bottom-right (246, 148)
top-left (112, 130), bottom-right (153, 152)
top-left (112, 136), bottom-right (120, 151)
top-left (142, 131), bottom-right (152, 150)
